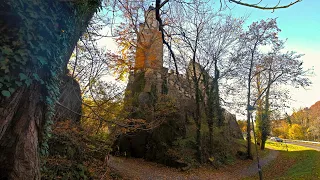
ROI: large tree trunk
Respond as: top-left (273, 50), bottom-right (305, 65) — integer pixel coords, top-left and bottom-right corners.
top-left (208, 124), bottom-right (213, 154)
top-left (246, 48), bottom-right (256, 160)
top-left (260, 138), bottom-right (266, 150)
top-left (0, 0), bottom-right (97, 178)
top-left (195, 119), bottom-right (202, 163)
top-left (193, 72), bottom-right (202, 163)
top-left (260, 70), bottom-right (272, 150)
top-left (0, 84), bottom-right (44, 179)
top-left (246, 110), bottom-right (252, 159)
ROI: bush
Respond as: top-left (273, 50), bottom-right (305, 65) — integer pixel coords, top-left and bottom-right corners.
top-left (41, 120), bottom-right (113, 179)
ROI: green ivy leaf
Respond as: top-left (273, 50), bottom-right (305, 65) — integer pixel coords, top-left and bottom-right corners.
top-left (8, 88), bottom-right (15, 93)
top-left (1, 90), bottom-right (11, 97)
top-left (62, 42), bottom-right (67, 48)
top-left (29, 12), bottom-right (39, 19)
top-left (50, 71), bottom-right (56, 76)
top-left (25, 79), bottom-right (32, 87)
top-left (33, 73), bottom-right (40, 81)
top-left (39, 43), bottom-right (45, 51)
top-left (47, 133), bottom-right (52, 138)
top-left (46, 97), bottom-right (53, 105)
top-left (3, 75), bottom-right (10, 82)
top-left (28, 41), bottom-right (35, 49)
top-left (15, 81), bottom-right (23, 87)
top-left (40, 148), bottom-right (47, 156)
top-left (13, 55), bottom-right (26, 65)
top-left (19, 73), bottom-right (28, 81)
top-left (1, 46), bottom-right (13, 55)
top-left (1, 65), bottom-right (9, 72)
top-left (17, 11), bottom-right (24, 18)
top-left (38, 56), bottom-right (47, 65)
top-left (42, 141), bottom-right (49, 149)
top-left (17, 49), bottom-right (27, 57)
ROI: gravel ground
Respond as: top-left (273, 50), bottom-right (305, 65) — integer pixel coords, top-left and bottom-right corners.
top-left (108, 150), bottom-right (279, 180)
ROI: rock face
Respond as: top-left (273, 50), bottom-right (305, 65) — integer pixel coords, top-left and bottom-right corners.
top-left (223, 109), bottom-right (244, 139)
top-left (53, 74), bottom-right (82, 123)
top-left (114, 6), bottom-right (243, 167)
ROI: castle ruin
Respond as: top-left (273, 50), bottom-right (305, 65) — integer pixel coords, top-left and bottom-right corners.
top-left (127, 6), bottom-right (199, 107)
top-left (116, 6), bottom-right (243, 166)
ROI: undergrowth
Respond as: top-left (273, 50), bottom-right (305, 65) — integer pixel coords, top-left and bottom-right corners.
top-left (41, 120), bottom-right (119, 179)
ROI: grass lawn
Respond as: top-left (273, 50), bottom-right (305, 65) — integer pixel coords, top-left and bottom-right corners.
top-left (246, 141), bottom-right (320, 180)
top-left (235, 139), bottom-right (271, 159)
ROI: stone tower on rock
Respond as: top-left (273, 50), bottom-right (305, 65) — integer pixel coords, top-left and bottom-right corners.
top-left (134, 6), bottom-right (163, 70)
top-left (117, 5), bottom-right (244, 167)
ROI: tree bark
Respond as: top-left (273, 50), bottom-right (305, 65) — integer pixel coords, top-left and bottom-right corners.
top-left (260, 138), bottom-right (266, 150)
top-left (246, 109), bottom-right (252, 159)
top-left (246, 42), bottom-right (258, 160)
top-left (0, 0), bottom-right (96, 178)
top-left (260, 69), bottom-right (272, 150)
top-left (192, 68), bottom-right (202, 163)
top-left (205, 61), bottom-right (221, 156)
top-left (208, 124), bottom-right (213, 154)
top-left (246, 67), bottom-right (253, 159)
top-left (0, 84), bottom-right (44, 179)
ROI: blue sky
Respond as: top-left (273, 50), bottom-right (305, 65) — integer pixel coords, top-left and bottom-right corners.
top-left (227, 0), bottom-right (320, 51)
top-left (225, 0), bottom-right (320, 113)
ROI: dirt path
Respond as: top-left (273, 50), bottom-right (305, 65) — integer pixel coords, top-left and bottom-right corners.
top-left (108, 150), bottom-right (279, 180)
top-left (236, 150), bottom-right (279, 177)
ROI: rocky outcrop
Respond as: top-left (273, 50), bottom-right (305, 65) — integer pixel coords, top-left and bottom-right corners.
top-left (54, 74), bottom-right (82, 123)
top-left (114, 67), bottom-right (243, 166)
top-left (223, 109), bottom-right (244, 139)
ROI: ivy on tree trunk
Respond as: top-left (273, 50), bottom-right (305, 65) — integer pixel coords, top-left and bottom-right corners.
top-left (0, 0), bottom-right (99, 178)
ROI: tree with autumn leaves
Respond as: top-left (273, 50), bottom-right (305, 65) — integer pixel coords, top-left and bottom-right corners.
top-left (271, 101), bottom-right (320, 141)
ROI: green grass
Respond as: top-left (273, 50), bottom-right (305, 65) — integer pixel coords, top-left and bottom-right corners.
top-left (250, 141), bottom-right (320, 180)
top-left (235, 139), bottom-right (271, 159)
top-left (266, 141), bottom-right (311, 152)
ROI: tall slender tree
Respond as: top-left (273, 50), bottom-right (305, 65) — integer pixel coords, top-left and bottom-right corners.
top-left (237, 19), bottom-right (280, 158)
top-left (256, 39), bottom-right (311, 149)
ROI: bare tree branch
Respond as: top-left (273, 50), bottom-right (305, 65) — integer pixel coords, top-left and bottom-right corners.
top-left (156, 0), bottom-right (180, 77)
top-left (228, 0), bottom-right (302, 10)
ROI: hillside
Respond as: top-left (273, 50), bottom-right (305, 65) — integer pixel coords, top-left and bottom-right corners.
top-left (271, 100), bottom-right (320, 141)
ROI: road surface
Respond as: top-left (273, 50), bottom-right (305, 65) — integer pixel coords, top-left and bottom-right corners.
top-left (284, 139), bottom-right (320, 151)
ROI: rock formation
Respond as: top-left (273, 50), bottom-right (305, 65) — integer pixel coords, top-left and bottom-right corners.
top-left (53, 72), bottom-right (82, 123)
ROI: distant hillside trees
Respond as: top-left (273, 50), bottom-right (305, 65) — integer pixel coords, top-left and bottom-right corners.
top-left (271, 101), bottom-right (320, 141)
top-left (288, 124), bottom-right (305, 140)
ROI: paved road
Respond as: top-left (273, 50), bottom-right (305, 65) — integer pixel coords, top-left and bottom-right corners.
top-left (284, 139), bottom-right (320, 151)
